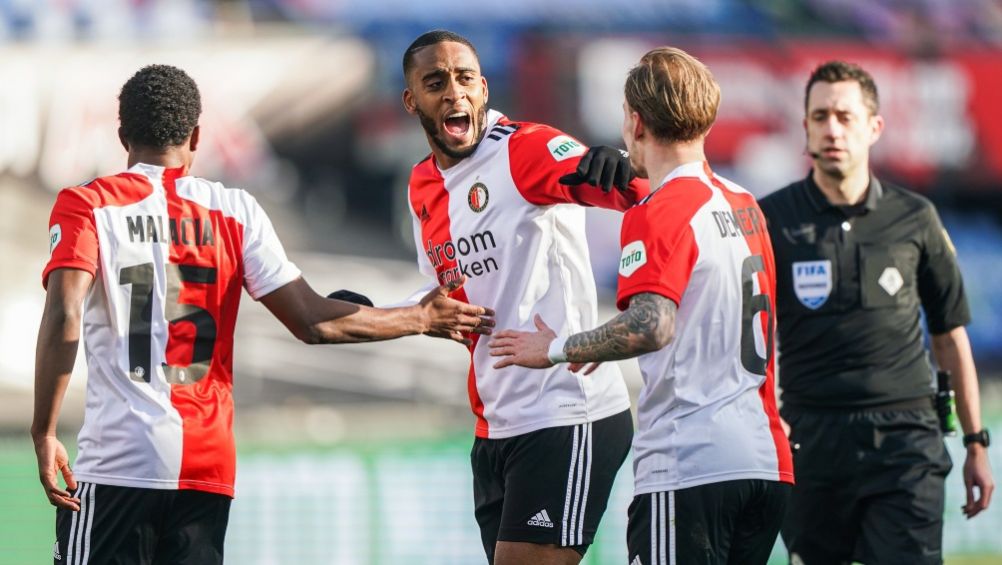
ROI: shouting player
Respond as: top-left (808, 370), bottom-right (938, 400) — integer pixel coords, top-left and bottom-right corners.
top-left (31, 64), bottom-right (492, 565)
top-left (490, 47), bottom-right (794, 565)
top-left (400, 30), bottom-right (649, 565)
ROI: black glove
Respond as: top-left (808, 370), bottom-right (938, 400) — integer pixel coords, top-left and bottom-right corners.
top-left (326, 289), bottom-right (374, 307)
top-left (557, 145), bottom-right (634, 193)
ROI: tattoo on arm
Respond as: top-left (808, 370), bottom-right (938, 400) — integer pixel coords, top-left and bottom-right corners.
top-left (564, 293), bottom-right (677, 363)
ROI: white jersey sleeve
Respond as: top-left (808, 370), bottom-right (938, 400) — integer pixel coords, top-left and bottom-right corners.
top-left (236, 191), bottom-right (301, 300)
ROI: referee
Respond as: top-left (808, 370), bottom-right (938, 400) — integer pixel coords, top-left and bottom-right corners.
top-left (759, 60), bottom-right (994, 564)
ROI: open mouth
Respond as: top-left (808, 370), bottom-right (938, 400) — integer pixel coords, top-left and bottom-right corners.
top-left (443, 111), bottom-right (472, 140)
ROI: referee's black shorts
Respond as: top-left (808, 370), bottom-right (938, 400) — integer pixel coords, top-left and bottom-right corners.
top-left (471, 409), bottom-right (633, 563)
top-left (55, 482), bottom-right (231, 565)
top-left (781, 399), bottom-right (952, 565)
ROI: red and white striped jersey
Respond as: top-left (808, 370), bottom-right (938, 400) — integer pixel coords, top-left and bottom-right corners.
top-left (42, 163), bottom-right (301, 497)
top-left (616, 161), bottom-right (794, 495)
top-left (406, 110), bottom-right (648, 439)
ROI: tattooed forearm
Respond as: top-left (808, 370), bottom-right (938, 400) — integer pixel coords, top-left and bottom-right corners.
top-left (564, 293), bottom-right (677, 363)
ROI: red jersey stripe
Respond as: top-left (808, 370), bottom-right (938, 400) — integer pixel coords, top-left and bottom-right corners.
top-left (709, 167), bottom-right (794, 484)
top-left (409, 159), bottom-right (488, 436)
top-left (161, 168), bottom-right (242, 496)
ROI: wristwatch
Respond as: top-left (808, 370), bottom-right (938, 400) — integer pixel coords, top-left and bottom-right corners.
top-left (962, 429), bottom-right (991, 448)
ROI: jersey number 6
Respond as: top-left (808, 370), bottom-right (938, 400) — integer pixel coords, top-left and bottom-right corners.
top-left (741, 254), bottom-right (775, 376)
top-left (119, 262), bottom-right (218, 385)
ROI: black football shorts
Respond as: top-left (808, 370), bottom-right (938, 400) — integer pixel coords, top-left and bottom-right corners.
top-left (55, 482), bottom-right (231, 565)
top-left (627, 479), bottom-right (789, 565)
top-left (471, 409), bottom-right (633, 562)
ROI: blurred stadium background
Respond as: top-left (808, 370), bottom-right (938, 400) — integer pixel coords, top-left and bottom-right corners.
top-left (2, 0), bottom-right (1002, 563)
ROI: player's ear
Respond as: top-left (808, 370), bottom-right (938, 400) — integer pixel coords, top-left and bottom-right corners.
top-left (482, 76), bottom-right (488, 104)
top-left (118, 127), bottom-right (129, 152)
top-left (868, 113), bottom-right (884, 145)
top-left (402, 88), bottom-right (417, 115)
top-left (631, 110), bottom-right (645, 140)
top-left (189, 125), bottom-right (200, 152)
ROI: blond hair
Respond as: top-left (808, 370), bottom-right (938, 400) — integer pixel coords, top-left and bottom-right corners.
top-left (624, 47), bottom-right (720, 143)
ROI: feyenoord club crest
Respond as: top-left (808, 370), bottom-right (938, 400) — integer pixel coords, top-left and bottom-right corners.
top-left (468, 182), bottom-right (489, 212)
top-left (792, 260), bottom-right (832, 309)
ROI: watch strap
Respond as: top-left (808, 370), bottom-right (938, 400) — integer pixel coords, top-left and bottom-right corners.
top-left (963, 429), bottom-right (990, 447)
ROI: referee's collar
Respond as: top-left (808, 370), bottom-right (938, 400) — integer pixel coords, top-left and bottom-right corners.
top-left (803, 171), bottom-right (883, 214)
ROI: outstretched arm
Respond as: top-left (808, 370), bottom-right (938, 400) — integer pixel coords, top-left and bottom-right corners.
top-left (489, 293), bottom-right (676, 369)
top-left (507, 128), bottom-right (650, 212)
top-left (261, 276), bottom-right (494, 346)
top-left (557, 146), bottom-right (649, 210)
top-left (563, 293), bottom-right (676, 362)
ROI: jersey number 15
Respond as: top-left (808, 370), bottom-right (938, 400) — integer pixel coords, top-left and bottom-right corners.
top-left (120, 262), bottom-right (217, 385)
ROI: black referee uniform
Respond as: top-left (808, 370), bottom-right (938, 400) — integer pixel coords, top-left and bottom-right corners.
top-left (759, 173), bottom-right (969, 565)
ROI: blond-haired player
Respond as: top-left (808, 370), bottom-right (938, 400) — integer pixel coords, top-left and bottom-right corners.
top-left (491, 47), bottom-right (793, 565)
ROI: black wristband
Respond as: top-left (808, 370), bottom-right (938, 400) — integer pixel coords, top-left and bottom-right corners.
top-left (962, 429), bottom-right (990, 448)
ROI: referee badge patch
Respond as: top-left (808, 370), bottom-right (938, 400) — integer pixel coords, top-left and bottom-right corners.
top-left (792, 260), bottom-right (832, 309)
top-left (878, 266), bottom-right (903, 296)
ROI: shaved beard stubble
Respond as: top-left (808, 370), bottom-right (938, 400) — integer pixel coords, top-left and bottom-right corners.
top-left (416, 105), bottom-right (488, 161)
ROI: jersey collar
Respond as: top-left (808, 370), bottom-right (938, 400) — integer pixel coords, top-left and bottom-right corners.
top-left (652, 160), bottom-right (711, 194)
top-left (433, 109), bottom-right (505, 175)
top-left (127, 163), bottom-right (189, 194)
top-left (803, 171), bottom-right (883, 215)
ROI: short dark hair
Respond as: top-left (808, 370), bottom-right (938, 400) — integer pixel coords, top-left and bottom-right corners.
top-left (402, 30), bottom-right (479, 78)
top-left (805, 60), bottom-right (879, 115)
top-left (118, 64), bottom-right (201, 149)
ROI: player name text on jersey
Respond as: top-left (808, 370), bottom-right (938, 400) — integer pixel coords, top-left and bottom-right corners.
top-left (126, 214), bottom-right (215, 246)
top-left (711, 206), bottom-right (766, 239)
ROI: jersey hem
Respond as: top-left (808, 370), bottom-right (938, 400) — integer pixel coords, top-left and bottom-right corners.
top-left (498, 526), bottom-right (592, 546)
top-left (72, 472), bottom-right (235, 497)
top-left (248, 266), bottom-right (302, 300)
top-left (616, 283), bottom-right (680, 311)
top-left (42, 260), bottom-right (97, 289)
top-left (476, 400), bottom-right (632, 439)
top-left (781, 392), bottom-right (935, 411)
top-left (633, 468), bottom-right (794, 496)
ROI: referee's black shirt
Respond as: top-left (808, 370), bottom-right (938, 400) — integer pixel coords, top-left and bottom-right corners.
top-left (758, 173), bottom-right (970, 408)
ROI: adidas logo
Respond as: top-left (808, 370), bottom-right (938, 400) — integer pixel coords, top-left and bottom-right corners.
top-left (527, 509), bottom-right (554, 528)
top-left (631, 556), bottom-right (643, 565)
top-left (53, 541), bottom-right (62, 561)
